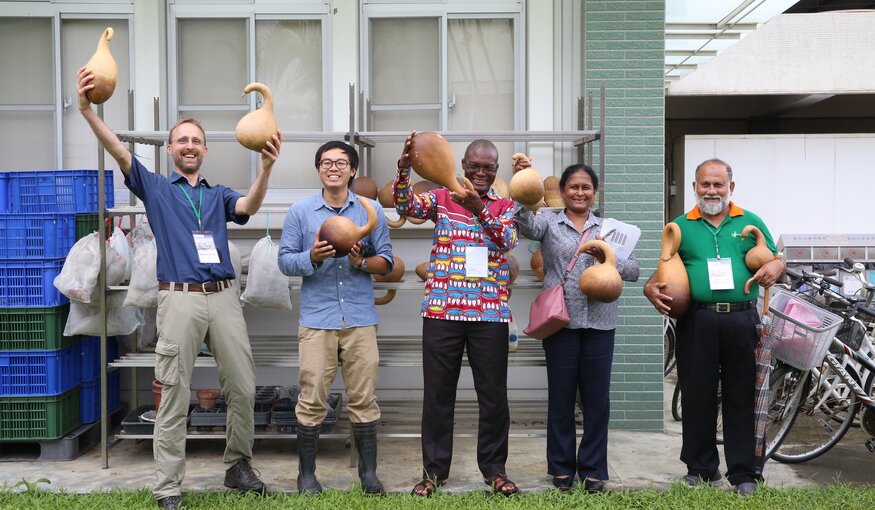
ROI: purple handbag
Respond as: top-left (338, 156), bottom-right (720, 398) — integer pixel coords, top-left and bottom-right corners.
top-left (524, 226), bottom-right (594, 340)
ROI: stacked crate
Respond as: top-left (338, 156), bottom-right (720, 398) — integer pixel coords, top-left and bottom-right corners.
top-left (0, 170), bottom-right (113, 443)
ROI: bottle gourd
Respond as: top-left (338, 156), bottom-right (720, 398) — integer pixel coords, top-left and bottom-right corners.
top-left (319, 196), bottom-right (377, 257)
top-left (578, 240), bottom-right (623, 303)
top-left (408, 132), bottom-right (475, 195)
top-left (373, 256), bottom-right (405, 305)
top-left (235, 82), bottom-right (277, 152)
top-left (509, 153), bottom-right (545, 211)
top-left (84, 28), bottom-right (118, 104)
top-left (654, 223), bottom-right (690, 318)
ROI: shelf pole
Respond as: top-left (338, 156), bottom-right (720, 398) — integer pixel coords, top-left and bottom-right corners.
top-left (97, 104), bottom-right (109, 469)
top-left (598, 82), bottom-right (606, 217)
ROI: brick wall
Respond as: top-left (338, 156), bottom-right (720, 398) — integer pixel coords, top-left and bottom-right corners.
top-left (584, 0), bottom-right (666, 431)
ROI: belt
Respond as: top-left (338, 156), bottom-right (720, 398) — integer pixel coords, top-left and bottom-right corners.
top-left (158, 280), bottom-right (232, 294)
top-left (694, 300), bottom-right (755, 313)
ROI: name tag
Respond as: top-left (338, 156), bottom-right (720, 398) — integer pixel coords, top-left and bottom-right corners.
top-left (192, 231), bottom-right (220, 264)
top-left (707, 258), bottom-right (734, 290)
top-left (465, 246), bottom-right (488, 278)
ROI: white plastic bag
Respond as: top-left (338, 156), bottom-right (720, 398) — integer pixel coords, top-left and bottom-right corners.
top-left (136, 306), bottom-right (158, 351)
top-left (109, 227), bottom-right (132, 282)
top-left (54, 233), bottom-right (102, 303)
top-left (240, 236), bottom-right (292, 310)
top-left (123, 219), bottom-right (159, 308)
top-left (64, 291), bottom-right (142, 336)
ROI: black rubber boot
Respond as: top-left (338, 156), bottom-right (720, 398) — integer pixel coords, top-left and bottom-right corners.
top-left (296, 423), bottom-right (323, 494)
top-left (352, 421), bottom-right (385, 495)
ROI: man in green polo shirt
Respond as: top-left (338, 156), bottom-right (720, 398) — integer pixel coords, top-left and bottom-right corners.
top-left (644, 158), bottom-right (784, 496)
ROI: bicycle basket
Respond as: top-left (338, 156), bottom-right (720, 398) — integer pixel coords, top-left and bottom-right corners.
top-left (835, 317), bottom-right (865, 351)
top-left (767, 289), bottom-right (843, 370)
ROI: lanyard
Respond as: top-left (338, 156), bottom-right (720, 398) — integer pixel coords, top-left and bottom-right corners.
top-left (703, 220), bottom-right (725, 259)
top-left (176, 182), bottom-right (204, 230)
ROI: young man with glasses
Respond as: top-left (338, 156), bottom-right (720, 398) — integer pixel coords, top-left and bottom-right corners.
top-left (395, 134), bottom-right (520, 497)
top-left (278, 141), bottom-right (393, 495)
top-left (76, 67), bottom-right (281, 510)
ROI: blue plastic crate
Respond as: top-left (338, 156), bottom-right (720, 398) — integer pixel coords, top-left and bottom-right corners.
top-left (0, 173), bottom-right (8, 213)
top-left (80, 368), bottom-right (121, 424)
top-left (0, 259), bottom-right (68, 308)
top-left (79, 336), bottom-right (119, 383)
top-left (0, 344), bottom-right (81, 397)
top-left (6, 170), bottom-right (114, 214)
top-left (0, 214), bottom-right (77, 260)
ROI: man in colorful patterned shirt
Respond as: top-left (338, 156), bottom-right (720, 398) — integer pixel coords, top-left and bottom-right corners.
top-left (395, 132), bottom-right (520, 497)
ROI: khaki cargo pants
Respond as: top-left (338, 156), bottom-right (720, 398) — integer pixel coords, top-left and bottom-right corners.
top-left (152, 286), bottom-right (256, 499)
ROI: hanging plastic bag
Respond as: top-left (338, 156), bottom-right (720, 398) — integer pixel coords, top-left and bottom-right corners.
top-left (54, 233), bottom-right (102, 303)
top-left (124, 219), bottom-right (159, 308)
top-left (136, 306), bottom-right (158, 352)
top-left (109, 226), bottom-right (132, 283)
top-left (240, 235), bottom-right (292, 310)
top-left (64, 291), bottom-right (142, 336)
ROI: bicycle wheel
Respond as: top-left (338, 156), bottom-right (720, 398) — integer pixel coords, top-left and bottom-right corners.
top-left (771, 360), bottom-right (861, 463)
top-left (764, 361), bottom-right (810, 459)
top-left (664, 317), bottom-right (677, 377)
top-left (671, 383), bottom-right (724, 443)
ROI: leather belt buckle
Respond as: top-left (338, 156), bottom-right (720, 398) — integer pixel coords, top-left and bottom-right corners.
top-left (715, 302), bottom-right (731, 313)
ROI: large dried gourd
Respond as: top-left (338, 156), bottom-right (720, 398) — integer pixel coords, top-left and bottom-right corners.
top-left (84, 28), bottom-right (118, 104)
top-left (509, 153), bottom-right (545, 211)
top-left (543, 176), bottom-right (564, 207)
top-left (654, 223), bottom-right (690, 318)
top-left (492, 177), bottom-right (510, 198)
top-left (373, 256), bottom-right (405, 305)
top-left (530, 249), bottom-right (545, 281)
top-left (408, 132), bottom-right (472, 195)
top-left (578, 240), bottom-right (623, 303)
top-left (415, 261), bottom-right (430, 281)
top-left (235, 83), bottom-right (277, 152)
top-left (353, 176), bottom-right (378, 200)
top-left (741, 225), bottom-right (774, 272)
top-left (319, 197), bottom-right (377, 257)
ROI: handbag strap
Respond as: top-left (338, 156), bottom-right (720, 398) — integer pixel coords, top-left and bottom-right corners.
top-left (562, 224), bottom-right (595, 279)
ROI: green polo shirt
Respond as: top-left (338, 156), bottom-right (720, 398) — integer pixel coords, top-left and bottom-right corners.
top-left (674, 202), bottom-right (778, 303)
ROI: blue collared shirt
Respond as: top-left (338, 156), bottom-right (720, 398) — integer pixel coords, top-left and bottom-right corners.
top-left (124, 156), bottom-right (248, 283)
top-left (278, 191), bottom-right (393, 330)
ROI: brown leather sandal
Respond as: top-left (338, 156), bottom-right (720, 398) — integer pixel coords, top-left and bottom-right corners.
top-left (411, 478), bottom-right (445, 497)
top-left (485, 473), bottom-right (519, 496)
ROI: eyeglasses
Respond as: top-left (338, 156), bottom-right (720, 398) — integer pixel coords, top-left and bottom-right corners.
top-left (319, 158), bottom-right (350, 170)
top-left (465, 162), bottom-right (497, 174)
top-left (173, 137), bottom-right (204, 147)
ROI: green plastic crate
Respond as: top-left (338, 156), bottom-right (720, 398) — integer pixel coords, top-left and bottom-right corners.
top-left (0, 388), bottom-right (80, 441)
top-left (0, 305), bottom-right (76, 351)
top-left (75, 213), bottom-right (99, 240)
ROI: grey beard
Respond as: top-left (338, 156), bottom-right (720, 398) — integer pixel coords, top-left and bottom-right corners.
top-left (696, 195), bottom-right (728, 215)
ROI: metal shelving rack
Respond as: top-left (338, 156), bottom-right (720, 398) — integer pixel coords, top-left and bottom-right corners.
top-left (94, 84), bottom-right (605, 465)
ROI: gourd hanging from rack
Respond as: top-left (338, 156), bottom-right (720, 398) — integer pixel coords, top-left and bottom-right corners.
top-left (385, 180), bottom-right (436, 228)
top-left (415, 261), bottom-right (430, 281)
top-left (373, 256), bottom-right (405, 305)
top-left (543, 176), bottom-right (564, 207)
top-left (352, 176), bottom-right (378, 201)
top-left (578, 240), bottom-right (623, 303)
top-left (235, 82), bottom-right (277, 152)
top-left (530, 249), bottom-right (545, 281)
top-left (84, 27), bottom-right (118, 104)
top-left (319, 196), bottom-right (377, 257)
top-left (509, 153), bottom-right (545, 211)
top-left (654, 223), bottom-right (690, 318)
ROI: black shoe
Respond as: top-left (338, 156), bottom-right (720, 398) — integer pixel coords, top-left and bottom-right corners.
top-left (156, 495), bottom-right (183, 510)
top-left (735, 482), bottom-right (757, 496)
top-left (681, 472), bottom-right (724, 487)
top-left (224, 459), bottom-right (266, 493)
top-left (552, 475), bottom-right (574, 491)
top-left (296, 423), bottom-right (323, 494)
top-left (352, 421), bottom-right (385, 495)
top-left (584, 478), bottom-right (605, 493)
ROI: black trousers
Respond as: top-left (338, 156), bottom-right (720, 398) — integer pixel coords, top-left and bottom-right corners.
top-left (676, 307), bottom-right (758, 486)
top-left (542, 327), bottom-right (615, 481)
top-left (420, 318), bottom-right (510, 480)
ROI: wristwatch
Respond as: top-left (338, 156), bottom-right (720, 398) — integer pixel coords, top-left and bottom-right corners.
top-left (359, 258), bottom-right (369, 271)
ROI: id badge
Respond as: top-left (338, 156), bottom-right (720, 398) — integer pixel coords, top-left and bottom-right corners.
top-left (192, 231), bottom-right (221, 264)
top-left (465, 246), bottom-right (488, 278)
top-left (707, 258), bottom-right (734, 290)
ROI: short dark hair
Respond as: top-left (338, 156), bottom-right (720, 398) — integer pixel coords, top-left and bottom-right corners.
top-left (168, 118), bottom-right (206, 146)
top-left (695, 158), bottom-right (733, 182)
top-left (463, 139), bottom-right (499, 162)
top-left (315, 141), bottom-right (359, 171)
top-left (559, 163), bottom-right (598, 190)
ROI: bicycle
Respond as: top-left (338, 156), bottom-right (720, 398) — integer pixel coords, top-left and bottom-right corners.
top-left (763, 264), bottom-right (875, 462)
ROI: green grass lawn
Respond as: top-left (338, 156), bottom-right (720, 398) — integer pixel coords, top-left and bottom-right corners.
top-left (1, 484), bottom-right (874, 510)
